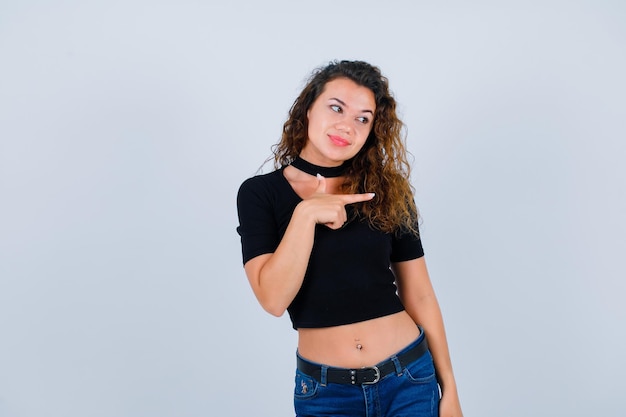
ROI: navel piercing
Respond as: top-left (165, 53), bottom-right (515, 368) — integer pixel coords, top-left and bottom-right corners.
top-left (356, 343), bottom-right (363, 350)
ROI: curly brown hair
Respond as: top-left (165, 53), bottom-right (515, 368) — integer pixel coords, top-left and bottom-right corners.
top-left (273, 60), bottom-right (418, 235)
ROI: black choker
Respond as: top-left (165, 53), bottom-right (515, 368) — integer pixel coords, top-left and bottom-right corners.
top-left (290, 156), bottom-right (348, 178)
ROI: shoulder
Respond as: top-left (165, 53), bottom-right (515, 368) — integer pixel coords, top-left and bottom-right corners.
top-left (238, 168), bottom-right (285, 196)
top-left (237, 168), bottom-right (291, 210)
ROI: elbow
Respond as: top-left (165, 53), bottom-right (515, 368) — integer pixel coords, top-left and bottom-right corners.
top-left (257, 296), bottom-right (288, 317)
top-left (262, 302), bottom-right (287, 318)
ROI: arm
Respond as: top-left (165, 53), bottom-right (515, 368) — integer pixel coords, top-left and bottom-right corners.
top-left (392, 257), bottom-right (463, 417)
top-left (244, 175), bottom-right (375, 316)
top-left (243, 201), bottom-right (316, 316)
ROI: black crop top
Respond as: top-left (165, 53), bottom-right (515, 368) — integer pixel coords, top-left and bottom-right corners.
top-left (236, 168), bottom-right (424, 329)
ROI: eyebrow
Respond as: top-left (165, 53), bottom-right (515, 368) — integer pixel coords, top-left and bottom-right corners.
top-left (330, 97), bottom-right (374, 115)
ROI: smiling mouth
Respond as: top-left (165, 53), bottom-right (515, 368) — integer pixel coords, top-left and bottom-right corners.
top-left (328, 135), bottom-right (350, 146)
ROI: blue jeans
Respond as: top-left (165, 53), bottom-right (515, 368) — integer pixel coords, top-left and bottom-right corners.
top-left (294, 332), bottom-right (440, 417)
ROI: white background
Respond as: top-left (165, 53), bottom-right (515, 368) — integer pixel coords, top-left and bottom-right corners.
top-left (1, 1), bottom-right (625, 416)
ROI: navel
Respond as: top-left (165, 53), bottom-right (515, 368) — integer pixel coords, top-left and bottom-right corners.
top-left (355, 338), bottom-right (363, 351)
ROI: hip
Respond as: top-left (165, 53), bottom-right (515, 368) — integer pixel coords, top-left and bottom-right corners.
top-left (294, 327), bottom-right (440, 416)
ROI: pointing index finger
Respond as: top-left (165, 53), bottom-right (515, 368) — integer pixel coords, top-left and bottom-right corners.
top-left (341, 192), bottom-right (376, 205)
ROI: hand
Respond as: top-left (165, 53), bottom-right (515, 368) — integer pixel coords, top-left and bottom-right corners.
top-left (299, 174), bottom-right (375, 230)
top-left (438, 389), bottom-right (463, 417)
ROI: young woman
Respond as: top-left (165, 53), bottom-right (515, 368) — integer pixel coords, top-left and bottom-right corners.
top-left (237, 60), bottom-right (463, 417)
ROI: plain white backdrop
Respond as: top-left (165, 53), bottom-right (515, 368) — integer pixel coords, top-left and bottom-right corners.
top-left (1, 1), bottom-right (624, 416)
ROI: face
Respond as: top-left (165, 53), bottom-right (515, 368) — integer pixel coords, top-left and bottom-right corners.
top-left (301, 77), bottom-right (376, 166)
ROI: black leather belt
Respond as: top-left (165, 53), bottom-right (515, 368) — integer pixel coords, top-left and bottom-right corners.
top-left (297, 336), bottom-right (429, 386)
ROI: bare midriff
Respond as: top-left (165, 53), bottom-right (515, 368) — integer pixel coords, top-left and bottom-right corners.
top-left (296, 311), bottom-right (420, 369)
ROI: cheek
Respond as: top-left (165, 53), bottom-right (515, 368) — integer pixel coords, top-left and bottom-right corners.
top-left (359, 130), bottom-right (375, 150)
top-left (358, 125), bottom-right (373, 141)
top-left (306, 111), bottom-right (318, 130)
top-left (307, 119), bottom-right (317, 136)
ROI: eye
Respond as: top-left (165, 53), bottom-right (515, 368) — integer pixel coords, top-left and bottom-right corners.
top-left (356, 116), bottom-right (370, 124)
top-left (330, 104), bottom-right (342, 113)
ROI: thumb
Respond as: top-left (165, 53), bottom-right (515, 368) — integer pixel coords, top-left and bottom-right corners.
top-left (315, 174), bottom-right (327, 194)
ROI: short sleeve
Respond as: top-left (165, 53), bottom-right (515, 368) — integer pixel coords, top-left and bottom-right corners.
top-left (389, 220), bottom-right (424, 262)
top-left (236, 176), bottom-right (280, 264)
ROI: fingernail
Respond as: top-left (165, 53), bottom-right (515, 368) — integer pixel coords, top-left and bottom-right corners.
top-left (317, 173), bottom-right (323, 179)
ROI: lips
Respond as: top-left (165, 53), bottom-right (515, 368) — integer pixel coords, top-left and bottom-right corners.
top-left (328, 134), bottom-right (350, 147)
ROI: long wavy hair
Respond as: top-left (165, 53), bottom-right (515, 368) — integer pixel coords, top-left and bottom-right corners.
top-left (273, 60), bottom-right (418, 235)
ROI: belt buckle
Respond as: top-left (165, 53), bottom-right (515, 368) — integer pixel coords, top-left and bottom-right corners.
top-left (361, 366), bottom-right (380, 385)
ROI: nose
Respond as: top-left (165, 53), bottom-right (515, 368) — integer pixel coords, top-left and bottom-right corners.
top-left (335, 117), bottom-right (352, 134)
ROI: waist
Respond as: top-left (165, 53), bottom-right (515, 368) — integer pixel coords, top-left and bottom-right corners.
top-left (297, 326), bottom-right (428, 386)
top-left (296, 311), bottom-right (420, 368)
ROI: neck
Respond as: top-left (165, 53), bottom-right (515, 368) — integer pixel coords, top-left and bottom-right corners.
top-left (290, 156), bottom-right (348, 178)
